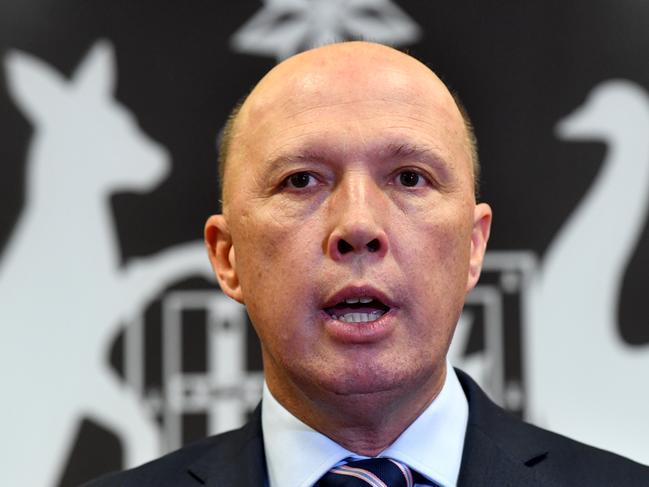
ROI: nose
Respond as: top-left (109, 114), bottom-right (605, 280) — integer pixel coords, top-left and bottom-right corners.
top-left (326, 174), bottom-right (389, 261)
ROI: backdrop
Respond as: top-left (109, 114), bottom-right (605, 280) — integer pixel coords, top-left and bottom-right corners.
top-left (1, 1), bottom-right (649, 485)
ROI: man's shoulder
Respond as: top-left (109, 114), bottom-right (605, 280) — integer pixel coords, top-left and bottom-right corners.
top-left (81, 434), bottom-right (220, 487)
top-left (81, 412), bottom-right (265, 487)
top-left (456, 369), bottom-right (649, 486)
top-left (484, 402), bottom-right (649, 484)
top-left (519, 417), bottom-right (649, 483)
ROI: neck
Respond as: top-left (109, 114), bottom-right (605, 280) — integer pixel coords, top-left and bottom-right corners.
top-left (266, 362), bottom-right (446, 456)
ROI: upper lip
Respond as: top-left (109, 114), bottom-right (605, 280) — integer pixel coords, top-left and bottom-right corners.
top-left (321, 284), bottom-right (397, 309)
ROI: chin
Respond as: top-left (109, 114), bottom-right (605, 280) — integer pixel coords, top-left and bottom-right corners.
top-left (312, 358), bottom-right (435, 399)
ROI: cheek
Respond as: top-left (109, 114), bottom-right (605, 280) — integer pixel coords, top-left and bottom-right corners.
top-left (400, 202), bottom-right (472, 268)
top-left (401, 207), bottom-right (473, 311)
top-left (232, 212), bottom-right (322, 333)
top-left (238, 225), bottom-right (318, 287)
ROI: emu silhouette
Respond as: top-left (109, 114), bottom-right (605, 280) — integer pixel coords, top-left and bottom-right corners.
top-left (1, 41), bottom-right (213, 486)
top-left (527, 80), bottom-right (649, 464)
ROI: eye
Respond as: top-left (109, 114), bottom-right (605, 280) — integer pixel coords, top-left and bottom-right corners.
top-left (397, 170), bottom-right (427, 188)
top-left (284, 171), bottom-right (318, 189)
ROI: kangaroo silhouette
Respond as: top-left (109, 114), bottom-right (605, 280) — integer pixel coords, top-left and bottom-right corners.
top-left (1, 41), bottom-right (214, 486)
top-left (527, 80), bottom-right (649, 464)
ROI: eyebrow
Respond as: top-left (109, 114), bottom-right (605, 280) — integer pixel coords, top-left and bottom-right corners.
top-left (264, 147), bottom-right (335, 172)
top-left (378, 141), bottom-right (451, 179)
top-left (264, 140), bottom-right (451, 179)
top-left (380, 141), bottom-right (442, 163)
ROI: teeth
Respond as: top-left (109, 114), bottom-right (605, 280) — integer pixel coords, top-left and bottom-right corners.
top-left (344, 297), bottom-right (373, 304)
top-left (333, 311), bottom-right (385, 323)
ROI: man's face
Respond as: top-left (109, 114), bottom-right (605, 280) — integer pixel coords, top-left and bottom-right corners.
top-left (207, 44), bottom-right (491, 408)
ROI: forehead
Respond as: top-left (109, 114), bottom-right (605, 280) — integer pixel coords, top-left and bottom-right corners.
top-left (248, 46), bottom-right (459, 125)
top-left (225, 44), bottom-right (470, 191)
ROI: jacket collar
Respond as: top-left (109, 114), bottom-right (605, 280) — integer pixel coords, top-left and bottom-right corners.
top-left (455, 369), bottom-right (551, 487)
top-left (186, 404), bottom-right (266, 487)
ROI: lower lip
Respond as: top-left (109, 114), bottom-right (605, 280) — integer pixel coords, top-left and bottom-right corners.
top-left (320, 309), bottom-right (398, 344)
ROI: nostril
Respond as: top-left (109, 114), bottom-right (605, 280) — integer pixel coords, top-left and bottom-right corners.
top-left (367, 239), bottom-right (380, 253)
top-left (338, 239), bottom-right (354, 255)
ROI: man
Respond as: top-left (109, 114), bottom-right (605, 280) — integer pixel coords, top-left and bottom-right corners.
top-left (86, 41), bottom-right (649, 486)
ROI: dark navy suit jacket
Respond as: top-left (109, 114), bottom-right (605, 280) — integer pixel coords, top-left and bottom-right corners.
top-left (83, 370), bottom-right (649, 486)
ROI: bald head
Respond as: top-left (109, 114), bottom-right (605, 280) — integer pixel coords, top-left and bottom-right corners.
top-left (218, 41), bottom-right (479, 204)
top-left (205, 42), bottom-right (493, 439)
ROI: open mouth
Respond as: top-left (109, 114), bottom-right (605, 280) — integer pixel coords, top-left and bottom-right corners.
top-left (324, 297), bottom-right (391, 323)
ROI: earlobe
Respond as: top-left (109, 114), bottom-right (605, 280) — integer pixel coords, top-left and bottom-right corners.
top-left (466, 203), bottom-right (492, 292)
top-left (204, 214), bottom-right (244, 303)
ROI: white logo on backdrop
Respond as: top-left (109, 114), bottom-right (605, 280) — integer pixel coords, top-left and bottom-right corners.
top-left (230, 0), bottom-right (421, 61)
top-left (1, 41), bottom-right (212, 486)
top-left (449, 251), bottom-right (537, 413)
top-left (159, 292), bottom-right (260, 452)
top-left (526, 80), bottom-right (649, 464)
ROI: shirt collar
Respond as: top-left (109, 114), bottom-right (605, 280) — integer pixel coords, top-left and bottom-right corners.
top-left (261, 364), bottom-right (468, 487)
top-left (261, 383), bottom-right (353, 487)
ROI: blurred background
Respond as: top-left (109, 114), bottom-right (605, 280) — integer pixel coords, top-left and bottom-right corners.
top-left (1, 1), bottom-right (649, 485)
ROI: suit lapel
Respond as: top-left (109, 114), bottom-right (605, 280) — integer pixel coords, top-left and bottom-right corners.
top-left (455, 369), bottom-right (551, 487)
top-left (458, 421), bottom-right (547, 487)
top-left (187, 405), bottom-right (267, 487)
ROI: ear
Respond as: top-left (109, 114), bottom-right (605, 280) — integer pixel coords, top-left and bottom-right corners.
top-left (204, 214), bottom-right (243, 303)
top-left (73, 39), bottom-right (115, 97)
top-left (4, 49), bottom-right (68, 122)
top-left (466, 202), bottom-right (492, 292)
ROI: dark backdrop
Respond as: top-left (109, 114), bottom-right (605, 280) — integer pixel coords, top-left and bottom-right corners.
top-left (1, 1), bottom-right (648, 485)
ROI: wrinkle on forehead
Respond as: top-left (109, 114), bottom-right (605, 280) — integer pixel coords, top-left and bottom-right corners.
top-left (224, 42), bottom-right (472, 203)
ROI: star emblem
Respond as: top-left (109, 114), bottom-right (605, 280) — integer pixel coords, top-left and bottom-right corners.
top-left (230, 0), bottom-right (422, 61)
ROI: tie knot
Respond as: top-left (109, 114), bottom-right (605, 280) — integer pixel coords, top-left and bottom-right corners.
top-left (317, 457), bottom-right (414, 487)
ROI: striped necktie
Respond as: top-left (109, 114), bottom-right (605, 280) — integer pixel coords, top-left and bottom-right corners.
top-left (316, 458), bottom-right (414, 487)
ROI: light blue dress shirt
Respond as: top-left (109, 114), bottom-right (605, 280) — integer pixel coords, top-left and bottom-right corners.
top-left (261, 363), bottom-right (468, 487)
